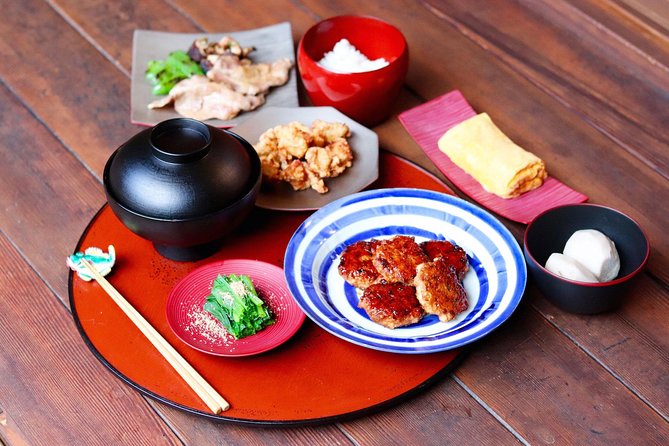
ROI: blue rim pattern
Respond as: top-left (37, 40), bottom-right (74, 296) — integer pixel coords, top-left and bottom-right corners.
top-left (284, 188), bottom-right (526, 353)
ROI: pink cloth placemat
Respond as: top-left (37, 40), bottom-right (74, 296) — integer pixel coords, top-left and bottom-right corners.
top-left (399, 90), bottom-right (588, 224)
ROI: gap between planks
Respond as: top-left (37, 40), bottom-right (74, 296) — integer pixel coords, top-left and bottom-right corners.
top-left (533, 303), bottom-right (669, 424)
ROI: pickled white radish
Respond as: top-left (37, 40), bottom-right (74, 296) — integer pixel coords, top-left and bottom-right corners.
top-left (563, 229), bottom-right (620, 282)
top-left (545, 253), bottom-right (599, 283)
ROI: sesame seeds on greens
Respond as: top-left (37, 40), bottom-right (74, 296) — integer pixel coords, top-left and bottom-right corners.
top-left (203, 274), bottom-right (274, 339)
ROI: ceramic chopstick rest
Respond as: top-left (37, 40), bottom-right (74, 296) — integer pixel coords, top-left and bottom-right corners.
top-left (67, 245), bottom-right (116, 281)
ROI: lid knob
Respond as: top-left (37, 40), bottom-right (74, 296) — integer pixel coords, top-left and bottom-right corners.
top-left (150, 118), bottom-right (211, 163)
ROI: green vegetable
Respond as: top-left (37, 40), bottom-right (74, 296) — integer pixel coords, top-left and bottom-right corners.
top-left (203, 274), bottom-right (274, 339)
top-left (145, 50), bottom-right (203, 95)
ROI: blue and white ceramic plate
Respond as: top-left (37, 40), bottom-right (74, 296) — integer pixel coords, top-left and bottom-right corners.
top-left (284, 188), bottom-right (527, 354)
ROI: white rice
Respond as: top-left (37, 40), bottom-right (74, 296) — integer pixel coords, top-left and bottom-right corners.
top-left (317, 39), bottom-right (389, 74)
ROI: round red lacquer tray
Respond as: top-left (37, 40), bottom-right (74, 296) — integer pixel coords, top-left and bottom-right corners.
top-left (69, 152), bottom-right (465, 425)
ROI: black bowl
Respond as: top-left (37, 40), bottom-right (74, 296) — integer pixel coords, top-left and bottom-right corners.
top-left (103, 118), bottom-right (261, 261)
top-left (524, 204), bottom-right (649, 314)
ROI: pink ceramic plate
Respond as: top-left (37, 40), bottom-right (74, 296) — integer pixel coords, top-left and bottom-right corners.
top-left (166, 259), bottom-right (305, 356)
top-left (398, 90), bottom-right (588, 224)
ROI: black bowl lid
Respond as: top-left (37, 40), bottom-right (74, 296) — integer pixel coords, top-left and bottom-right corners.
top-left (104, 118), bottom-right (260, 219)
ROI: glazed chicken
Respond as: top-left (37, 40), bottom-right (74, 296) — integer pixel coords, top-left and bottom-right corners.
top-left (420, 240), bottom-right (469, 280)
top-left (338, 240), bottom-right (382, 289)
top-left (372, 236), bottom-right (428, 284)
top-left (358, 282), bottom-right (425, 329)
top-left (414, 258), bottom-right (469, 322)
top-left (338, 235), bottom-right (470, 329)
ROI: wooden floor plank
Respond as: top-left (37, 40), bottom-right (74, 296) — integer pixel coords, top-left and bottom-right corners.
top-left (339, 377), bottom-right (521, 445)
top-left (0, 82), bottom-right (102, 305)
top-left (457, 301), bottom-right (669, 445)
top-left (48, 0), bottom-right (202, 73)
top-left (533, 277), bottom-right (669, 416)
top-left (0, 0), bottom-right (137, 177)
top-left (565, 0), bottom-right (669, 67)
top-left (0, 233), bottom-right (182, 446)
top-left (158, 405), bottom-right (355, 445)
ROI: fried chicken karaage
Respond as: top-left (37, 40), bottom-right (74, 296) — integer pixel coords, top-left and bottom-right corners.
top-left (253, 120), bottom-right (354, 193)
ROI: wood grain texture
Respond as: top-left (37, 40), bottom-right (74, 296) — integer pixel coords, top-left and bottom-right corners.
top-left (565, 0), bottom-right (669, 67)
top-left (0, 82), bottom-right (102, 305)
top-left (48, 0), bottom-right (202, 73)
top-left (533, 277), bottom-right (669, 416)
top-left (339, 377), bottom-right (521, 445)
top-left (615, 0), bottom-right (669, 32)
top-left (158, 405), bottom-right (354, 445)
top-left (458, 302), bottom-right (668, 445)
top-left (0, 0), bottom-right (136, 177)
top-left (0, 233), bottom-right (181, 446)
top-left (0, 0), bottom-right (667, 444)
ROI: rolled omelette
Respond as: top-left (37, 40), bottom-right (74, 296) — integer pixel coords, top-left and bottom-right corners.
top-left (437, 113), bottom-right (547, 199)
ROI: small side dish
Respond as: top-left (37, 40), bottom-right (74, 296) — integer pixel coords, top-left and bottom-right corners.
top-left (166, 259), bottom-right (305, 356)
top-left (146, 35), bottom-right (292, 121)
top-left (132, 25), bottom-right (298, 127)
top-left (437, 112), bottom-right (547, 199)
top-left (399, 90), bottom-right (588, 223)
top-left (297, 15), bottom-right (409, 126)
top-left (545, 229), bottom-right (620, 282)
top-left (338, 235), bottom-right (469, 329)
top-left (203, 274), bottom-right (274, 339)
top-left (253, 120), bottom-right (354, 193)
top-left (524, 203), bottom-right (648, 314)
top-left (231, 106), bottom-right (378, 210)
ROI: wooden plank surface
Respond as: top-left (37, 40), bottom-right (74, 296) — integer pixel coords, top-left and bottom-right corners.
top-left (0, 81), bottom-right (102, 305)
top-left (459, 302), bottom-right (668, 445)
top-left (0, 232), bottom-right (181, 445)
top-left (0, 0), bottom-right (666, 444)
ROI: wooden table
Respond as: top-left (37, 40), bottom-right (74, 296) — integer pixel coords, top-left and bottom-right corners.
top-left (1, 1), bottom-right (667, 444)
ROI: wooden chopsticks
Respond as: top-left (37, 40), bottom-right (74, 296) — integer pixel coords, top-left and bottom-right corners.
top-left (79, 259), bottom-right (230, 414)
